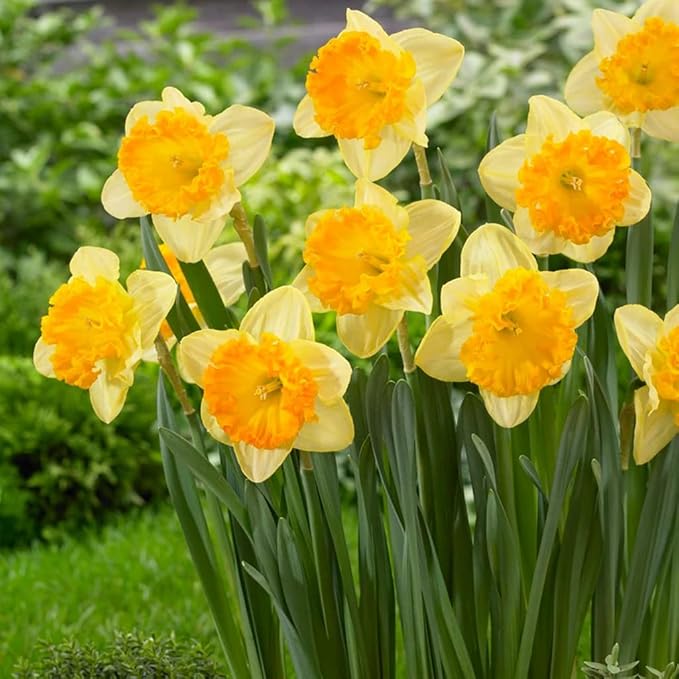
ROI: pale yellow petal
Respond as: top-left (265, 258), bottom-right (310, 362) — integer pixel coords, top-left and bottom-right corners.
top-left (178, 329), bottom-right (242, 387)
top-left (620, 170), bottom-right (652, 226)
top-left (460, 222), bottom-right (537, 283)
top-left (633, 386), bottom-right (679, 464)
top-left (200, 397), bottom-right (231, 445)
top-left (405, 199), bottom-right (461, 268)
top-left (564, 52), bottom-right (606, 117)
top-left (291, 266), bottom-right (328, 313)
top-left (642, 107), bottom-right (679, 142)
top-left (481, 390), bottom-right (539, 428)
top-left (289, 340), bottom-right (352, 402)
top-left (161, 86), bottom-right (205, 117)
top-left (439, 275), bottom-right (489, 324)
top-left (353, 179), bottom-right (408, 229)
top-left (294, 399), bottom-right (354, 452)
top-left (583, 111), bottom-right (630, 147)
top-left (209, 105), bottom-right (275, 186)
top-left (634, 0), bottom-right (679, 24)
top-left (478, 134), bottom-right (526, 211)
top-left (204, 243), bottom-right (248, 306)
top-left (382, 263), bottom-right (432, 314)
top-left (240, 286), bottom-right (315, 342)
top-left (33, 337), bottom-right (56, 378)
top-left (513, 206), bottom-right (565, 256)
top-left (560, 231), bottom-right (615, 263)
top-left (233, 442), bottom-right (292, 483)
top-left (293, 95), bottom-right (328, 138)
top-left (336, 306), bottom-right (403, 358)
top-left (390, 28), bottom-right (464, 105)
top-left (338, 129), bottom-right (412, 181)
top-left (414, 316), bottom-right (471, 382)
top-left (126, 269), bottom-right (177, 350)
top-left (392, 80), bottom-right (428, 146)
top-left (101, 169), bottom-right (146, 220)
top-left (614, 304), bottom-right (662, 380)
top-left (539, 269), bottom-right (599, 327)
top-left (526, 95), bottom-right (584, 154)
top-left (663, 304), bottom-right (679, 332)
top-left (152, 214), bottom-right (226, 264)
top-left (304, 209), bottom-right (336, 237)
top-left (591, 9), bottom-right (636, 58)
top-left (344, 9), bottom-right (393, 49)
top-left (124, 100), bottom-right (165, 133)
top-left (69, 246), bottom-right (120, 284)
top-left (89, 371), bottom-right (132, 424)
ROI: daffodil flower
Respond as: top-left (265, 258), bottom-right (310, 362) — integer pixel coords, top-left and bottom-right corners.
top-left (293, 179), bottom-right (461, 358)
top-left (177, 286), bottom-right (354, 483)
top-left (34, 246), bottom-right (177, 423)
top-left (102, 86), bottom-right (275, 263)
top-left (565, 0), bottom-right (679, 142)
top-left (294, 9), bottom-right (464, 181)
top-left (415, 224), bottom-right (599, 428)
top-left (479, 96), bottom-right (651, 263)
top-left (615, 304), bottom-right (679, 463)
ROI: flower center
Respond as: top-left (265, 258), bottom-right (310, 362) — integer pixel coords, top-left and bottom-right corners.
top-left (41, 277), bottom-right (139, 389)
top-left (516, 130), bottom-right (630, 245)
top-left (596, 18), bottom-right (679, 114)
top-left (118, 108), bottom-right (230, 219)
top-left (303, 206), bottom-right (417, 315)
top-left (203, 333), bottom-right (318, 449)
top-left (306, 31), bottom-right (416, 150)
top-left (460, 268), bottom-right (577, 397)
top-left (652, 327), bottom-right (679, 425)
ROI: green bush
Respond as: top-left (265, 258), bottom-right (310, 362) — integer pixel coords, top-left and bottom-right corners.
top-left (0, 357), bottom-right (165, 547)
top-left (12, 632), bottom-right (225, 678)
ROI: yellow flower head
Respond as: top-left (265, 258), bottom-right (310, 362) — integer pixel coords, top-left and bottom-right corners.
top-left (34, 247), bottom-right (177, 423)
top-left (479, 96), bottom-right (651, 262)
top-left (177, 286), bottom-right (354, 483)
top-left (102, 87), bottom-right (275, 263)
top-left (415, 224), bottom-right (599, 428)
top-left (293, 179), bottom-right (461, 357)
top-left (294, 9), bottom-right (464, 180)
top-left (565, 0), bottom-right (679, 141)
top-left (615, 304), bottom-right (679, 463)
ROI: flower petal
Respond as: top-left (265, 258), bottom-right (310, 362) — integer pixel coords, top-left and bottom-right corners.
top-left (583, 111), bottom-right (630, 147)
top-left (124, 100), bottom-right (165, 133)
top-left (634, 0), bottom-right (679, 24)
top-left (460, 222), bottom-right (537, 283)
top-left (513, 207), bottom-right (565, 256)
top-left (336, 306), bottom-right (403, 358)
top-left (591, 8), bottom-right (636, 58)
top-left (620, 170), bottom-right (651, 226)
top-left (539, 269), bottom-right (599, 327)
top-left (338, 129), bottom-right (412, 181)
top-left (233, 441), bottom-right (292, 482)
top-left (289, 339), bottom-right (352, 402)
top-left (69, 246), bottom-right (120, 284)
top-left (353, 179), bottom-right (408, 229)
top-left (405, 199), bottom-right (461, 268)
top-left (664, 304), bottom-right (679, 332)
top-left (481, 390), bottom-right (539, 428)
top-left (101, 170), bottom-right (146, 220)
top-left (293, 95), bottom-right (328, 138)
top-left (204, 243), bottom-right (248, 306)
top-left (440, 275), bottom-right (489, 324)
top-left (152, 214), bottom-right (227, 264)
top-left (414, 315), bottom-right (471, 382)
top-left (526, 95), bottom-right (584, 154)
top-left (89, 371), bottom-right (132, 424)
top-left (642, 106), bottom-right (679, 142)
top-left (126, 269), bottom-right (177, 350)
top-left (241, 286), bottom-right (315, 342)
top-left (33, 337), bottom-right (56, 378)
top-left (178, 329), bottom-right (242, 387)
top-left (614, 304), bottom-right (662, 379)
top-left (210, 105), bottom-right (275, 186)
top-left (291, 266), bottom-right (329, 312)
top-left (200, 397), bottom-right (231, 445)
top-left (294, 399), bottom-right (354, 452)
top-left (560, 231), bottom-right (615, 263)
top-left (161, 86), bottom-right (205, 117)
top-left (382, 263), bottom-right (432, 314)
top-left (478, 134), bottom-right (526, 211)
top-left (564, 52), bottom-right (606, 117)
top-left (344, 9), bottom-right (392, 48)
top-left (633, 386), bottom-right (678, 464)
top-left (390, 28), bottom-right (465, 105)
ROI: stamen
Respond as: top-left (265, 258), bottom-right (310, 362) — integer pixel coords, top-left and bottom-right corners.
top-left (254, 379), bottom-right (282, 400)
top-left (560, 171), bottom-right (583, 191)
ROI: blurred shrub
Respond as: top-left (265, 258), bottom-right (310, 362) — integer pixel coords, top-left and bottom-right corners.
top-left (12, 632), bottom-right (225, 678)
top-left (0, 357), bottom-right (165, 548)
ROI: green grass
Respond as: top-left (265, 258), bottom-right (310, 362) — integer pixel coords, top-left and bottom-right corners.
top-left (0, 503), bottom-right (219, 675)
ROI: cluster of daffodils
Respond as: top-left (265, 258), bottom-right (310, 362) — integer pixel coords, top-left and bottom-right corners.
top-left (35, 1), bottom-right (679, 481)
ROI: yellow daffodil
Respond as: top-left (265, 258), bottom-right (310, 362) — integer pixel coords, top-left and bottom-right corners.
top-left (102, 86), bottom-right (275, 263)
top-left (479, 96), bottom-right (651, 263)
top-left (177, 286), bottom-right (354, 483)
top-left (615, 304), bottom-right (679, 463)
top-left (565, 0), bottom-right (679, 141)
top-left (293, 9), bottom-right (464, 181)
top-left (415, 224), bottom-right (599, 428)
top-left (33, 246), bottom-right (177, 423)
top-left (293, 179), bottom-right (461, 358)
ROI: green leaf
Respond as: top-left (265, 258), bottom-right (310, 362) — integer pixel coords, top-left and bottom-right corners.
top-left (625, 204), bottom-right (653, 306)
top-left (178, 260), bottom-right (237, 330)
top-left (252, 214), bottom-right (273, 290)
top-left (666, 201), bottom-right (679, 310)
top-left (484, 112), bottom-right (503, 225)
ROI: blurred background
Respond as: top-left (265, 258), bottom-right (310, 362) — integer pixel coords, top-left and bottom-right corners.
top-left (1, 0), bottom-right (678, 674)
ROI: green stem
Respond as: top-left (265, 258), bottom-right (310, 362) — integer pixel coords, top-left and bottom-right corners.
top-left (413, 144), bottom-right (435, 199)
top-left (397, 315), bottom-right (416, 374)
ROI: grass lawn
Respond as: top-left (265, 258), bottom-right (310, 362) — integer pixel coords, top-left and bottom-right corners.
top-left (0, 504), bottom-right (219, 675)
